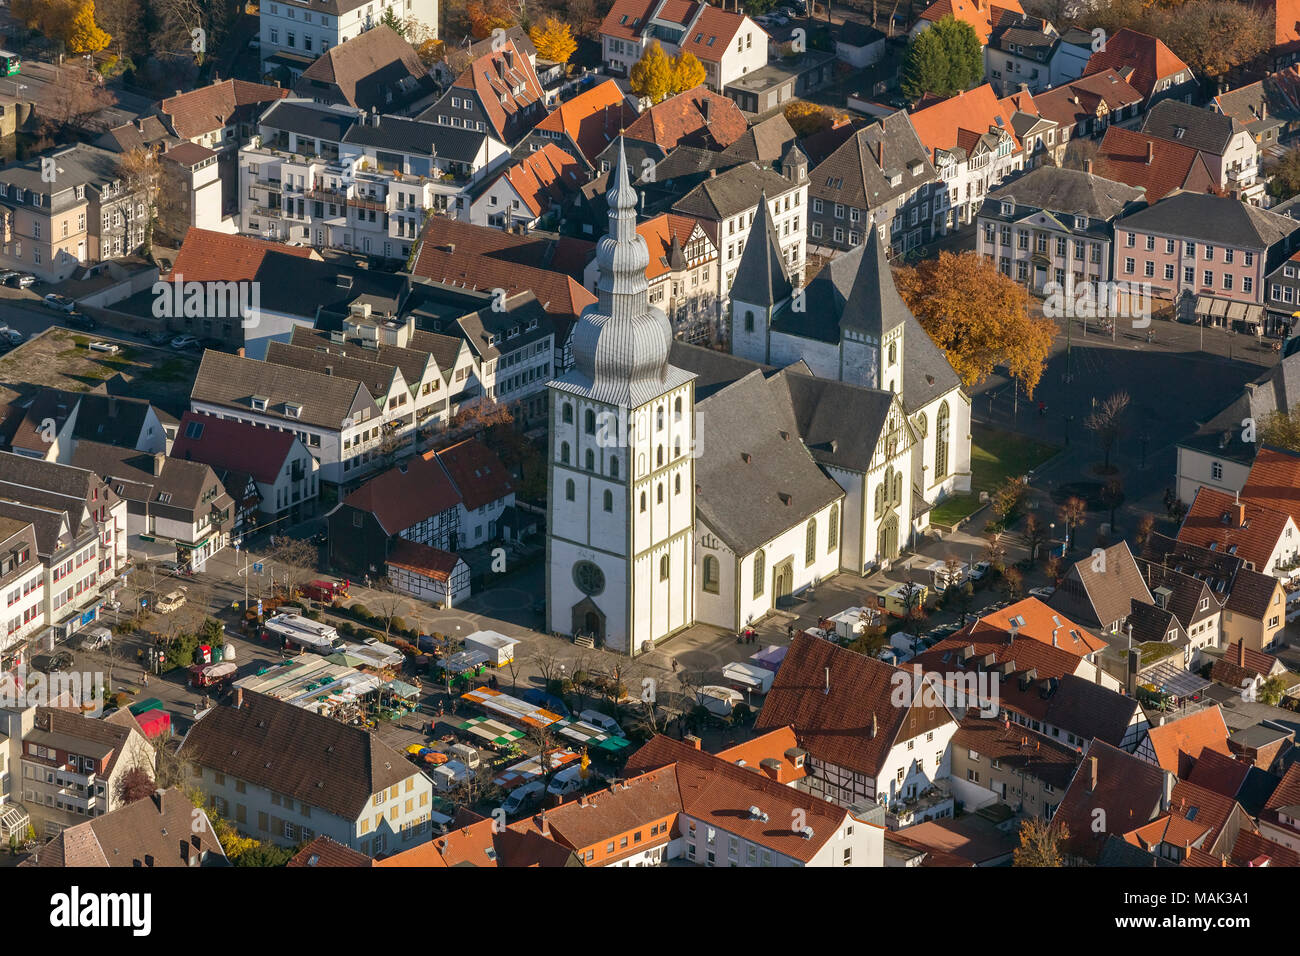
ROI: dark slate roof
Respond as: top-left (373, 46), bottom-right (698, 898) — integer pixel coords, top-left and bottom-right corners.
top-left (71, 440), bottom-right (230, 517)
top-left (986, 165), bottom-right (1146, 222)
top-left (1215, 78), bottom-right (1300, 138)
top-left (289, 325), bottom-right (434, 389)
top-left (1141, 99), bottom-right (1241, 155)
top-left (177, 692), bottom-right (418, 820)
top-left (191, 349), bottom-right (377, 430)
top-left (1116, 193), bottom-right (1300, 249)
top-left (257, 99), bottom-right (358, 143)
top-left (69, 392), bottom-right (156, 448)
top-left (672, 162), bottom-right (799, 221)
top-left (730, 192), bottom-right (793, 308)
top-left (694, 369), bottom-right (844, 555)
top-left (1180, 348), bottom-right (1300, 465)
top-left (1125, 598), bottom-right (1183, 644)
top-left (34, 788), bottom-right (227, 868)
top-left (341, 115), bottom-right (494, 162)
top-left (666, 341), bottom-right (778, 400)
top-left (782, 372), bottom-right (895, 474)
top-left (1049, 541), bottom-right (1151, 630)
top-left (768, 231), bottom-right (962, 411)
top-left (265, 341), bottom-right (398, 400)
top-left (717, 113), bottom-right (798, 168)
top-left (253, 251), bottom-right (407, 318)
top-left (808, 110), bottom-right (936, 210)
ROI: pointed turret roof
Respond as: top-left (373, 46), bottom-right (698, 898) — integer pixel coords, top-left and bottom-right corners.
top-left (731, 191), bottom-right (793, 309)
top-left (556, 138), bottom-right (693, 407)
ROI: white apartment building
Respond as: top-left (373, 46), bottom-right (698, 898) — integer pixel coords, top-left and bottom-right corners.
top-left (600, 0), bottom-right (767, 92)
top-left (259, 0), bottom-right (438, 70)
top-left (240, 100), bottom-right (510, 259)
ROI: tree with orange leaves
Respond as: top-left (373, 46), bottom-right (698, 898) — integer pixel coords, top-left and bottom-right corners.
top-left (895, 250), bottom-right (1056, 397)
top-left (467, 0), bottom-right (514, 40)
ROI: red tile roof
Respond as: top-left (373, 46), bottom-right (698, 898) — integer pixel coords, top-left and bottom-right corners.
top-left (908, 83), bottom-right (1023, 162)
top-left (754, 633), bottom-right (957, 779)
top-left (950, 597), bottom-right (1108, 658)
top-left (1052, 740), bottom-right (1166, 863)
top-left (600, 0), bottom-right (659, 42)
top-left (430, 437), bottom-right (514, 511)
top-left (1241, 446), bottom-right (1300, 527)
top-left (493, 143), bottom-right (583, 217)
top-left (161, 79), bottom-right (289, 140)
top-left (637, 213), bottom-right (711, 281)
top-left (286, 835), bottom-right (374, 867)
top-left (377, 809), bottom-right (498, 867)
top-left (452, 39), bottom-right (545, 144)
top-left (1143, 706), bottom-right (1232, 778)
top-left (168, 228), bottom-right (318, 283)
top-left (532, 80), bottom-right (633, 165)
top-left (624, 735), bottom-right (855, 863)
top-left (1094, 126), bottom-right (1216, 202)
top-left (1261, 0), bottom-right (1300, 50)
top-left (678, 5), bottom-right (747, 63)
top-left (1123, 811), bottom-right (1212, 852)
top-left (1031, 69), bottom-right (1144, 130)
top-left (171, 412), bottom-right (297, 485)
top-left (411, 221), bottom-right (596, 339)
top-left (341, 454), bottom-right (462, 536)
top-left (917, 0), bottom-right (1025, 44)
top-left (1083, 28), bottom-right (1191, 101)
top-left (622, 87), bottom-right (748, 152)
top-left (1185, 747), bottom-right (1252, 799)
top-left (716, 725), bottom-right (807, 784)
top-left (385, 537), bottom-right (462, 581)
top-left (1177, 485), bottom-right (1291, 571)
top-left (1230, 828), bottom-right (1300, 866)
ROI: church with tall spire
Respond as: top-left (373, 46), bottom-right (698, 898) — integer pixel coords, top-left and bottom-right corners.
top-left (546, 140), bottom-right (698, 656)
top-left (546, 142), bottom-right (972, 656)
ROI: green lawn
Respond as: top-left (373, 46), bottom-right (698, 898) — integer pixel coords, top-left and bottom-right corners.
top-left (929, 424), bottom-right (1059, 528)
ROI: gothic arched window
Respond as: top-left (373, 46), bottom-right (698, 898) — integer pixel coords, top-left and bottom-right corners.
top-left (562, 403), bottom-right (573, 424)
top-left (560, 442), bottom-right (570, 464)
top-left (936, 401), bottom-right (951, 480)
top-left (657, 406), bottom-right (665, 431)
top-left (659, 554), bottom-right (670, 581)
top-left (703, 555), bottom-right (720, 594)
top-left (674, 396), bottom-right (683, 421)
top-left (584, 408), bottom-right (596, 434)
top-left (657, 483), bottom-right (664, 504)
top-left (828, 503), bottom-right (839, 552)
top-left (610, 457), bottom-right (619, 478)
top-left (656, 445), bottom-right (664, 467)
top-left (674, 474), bottom-right (681, 494)
top-left (639, 491), bottom-right (646, 513)
top-left (744, 311), bottom-right (755, 332)
top-left (603, 490), bottom-right (613, 512)
top-left (805, 519), bottom-right (817, 566)
top-left (585, 449), bottom-right (594, 471)
top-left (565, 479), bottom-right (575, 501)
top-left (753, 549), bottom-right (765, 598)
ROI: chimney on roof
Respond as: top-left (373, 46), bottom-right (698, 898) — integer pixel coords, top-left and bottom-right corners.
top-left (1146, 141), bottom-right (1154, 165)
top-left (877, 139), bottom-right (885, 170)
top-left (684, 733), bottom-right (702, 750)
top-left (235, 686), bottom-right (244, 709)
top-left (824, 666), bottom-right (831, 695)
top-left (709, 168), bottom-right (717, 178)
top-left (237, 347), bottom-right (245, 358)
top-left (540, 811), bottom-right (550, 837)
top-left (1233, 500), bottom-right (1246, 527)
top-left (153, 451), bottom-right (165, 477)
top-left (1088, 754), bottom-right (1098, 792)
top-left (1238, 638), bottom-right (1246, 668)
top-left (870, 712), bottom-right (878, 737)
top-left (151, 789), bottom-right (165, 812)
top-left (1084, 158), bottom-right (1093, 174)
top-left (1051, 627), bottom-right (1058, 647)
top-left (1009, 621), bottom-right (1019, 641)
top-left (1162, 770), bottom-right (1175, 811)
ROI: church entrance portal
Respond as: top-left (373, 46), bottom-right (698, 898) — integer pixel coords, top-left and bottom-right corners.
top-left (773, 558), bottom-right (793, 608)
top-left (571, 597), bottom-right (605, 645)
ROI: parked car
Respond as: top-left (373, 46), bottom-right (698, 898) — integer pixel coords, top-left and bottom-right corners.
top-left (69, 311), bottom-right (96, 330)
top-left (546, 764), bottom-right (599, 798)
top-left (33, 650), bottom-right (75, 674)
top-left (0, 327), bottom-right (23, 345)
top-left (78, 625), bottom-right (112, 651)
top-left (500, 779), bottom-right (546, 816)
top-left (43, 293), bottom-right (75, 312)
top-left (156, 589), bottom-right (187, 613)
top-left (969, 561), bottom-right (991, 581)
top-left (147, 330), bottom-right (169, 345)
top-left (578, 709), bottom-right (623, 736)
top-left (8, 273), bottom-right (35, 288)
top-left (171, 334), bottom-right (200, 349)
top-left (1028, 586), bottom-right (1056, 600)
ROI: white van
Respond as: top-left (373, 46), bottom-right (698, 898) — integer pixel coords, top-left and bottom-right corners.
top-left (501, 779), bottom-right (545, 815)
top-left (578, 709), bottom-right (623, 736)
top-left (546, 764), bottom-right (594, 797)
top-left (431, 760), bottom-right (473, 792)
top-left (697, 686), bottom-right (744, 717)
top-left (78, 625), bottom-right (112, 651)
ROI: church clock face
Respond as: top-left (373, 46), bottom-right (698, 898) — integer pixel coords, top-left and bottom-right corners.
top-left (573, 560), bottom-right (605, 596)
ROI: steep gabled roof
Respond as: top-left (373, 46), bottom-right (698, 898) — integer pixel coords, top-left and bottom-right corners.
top-left (1083, 28), bottom-right (1192, 101)
top-left (296, 24), bottom-right (429, 111)
top-left (340, 454), bottom-right (462, 535)
top-left (431, 438), bottom-right (515, 511)
top-left (531, 80), bottom-right (633, 165)
top-left (731, 191), bottom-right (792, 308)
top-left (1052, 739), bottom-right (1166, 863)
top-left (1031, 69), bottom-right (1145, 130)
top-left (1094, 126), bottom-right (1217, 203)
top-left (1177, 485), bottom-right (1292, 570)
top-left (1241, 445), bottom-right (1300, 527)
top-left (168, 229), bottom-right (319, 283)
top-left (908, 83), bottom-right (1023, 162)
top-left (754, 633), bottom-right (957, 778)
top-left (171, 411), bottom-right (297, 485)
top-left (917, 0), bottom-right (1026, 43)
top-left (161, 79), bottom-right (289, 140)
top-left (620, 87), bottom-right (748, 153)
top-left (1143, 706), bottom-right (1232, 778)
top-left (491, 143), bottom-right (583, 217)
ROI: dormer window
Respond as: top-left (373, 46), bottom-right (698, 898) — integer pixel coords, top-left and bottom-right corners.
top-left (251, 396), bottom-right (269, 411)
top-left (285, 403), bottom-right (302, 419)
top-left (508, 325), bottom-right (520, 338)
top-left (1075, 215), bottom-right (1087, 229)
top-left (1001, 201), bottom-right (1013, 215)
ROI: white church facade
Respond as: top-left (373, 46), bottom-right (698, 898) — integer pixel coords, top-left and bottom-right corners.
top-left (546, 141), bottom-right (972, 656)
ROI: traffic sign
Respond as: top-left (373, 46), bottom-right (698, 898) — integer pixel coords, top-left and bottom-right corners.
top-left (253, 562), bottom-right (263, 574)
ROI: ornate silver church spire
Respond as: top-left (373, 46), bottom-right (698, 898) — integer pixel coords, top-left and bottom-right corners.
top-left (568, 137), bottom-right (675, 405)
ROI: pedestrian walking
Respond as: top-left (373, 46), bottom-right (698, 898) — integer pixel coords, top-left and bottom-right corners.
top-left (1038, 400), bottom-right (1046, 417)
top-left (671, 658), bottom-right (679, 672)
